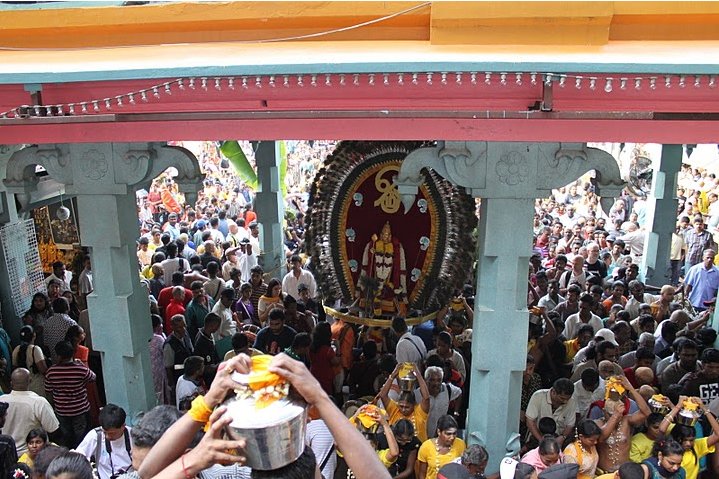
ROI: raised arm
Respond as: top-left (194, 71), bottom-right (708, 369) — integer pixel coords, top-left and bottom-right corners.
top-left (139, 354), bottom-right (253, 479)
top-left (413, 363), bottom-right (430, 414)
top-left (621, 375), bottom-right (651, 427)
top-left (599, 404), bottom-right (625, 442)
top-left (378, 414), bottom-right (399, 463)
top-left (270, 354), bottom-right (392, 479)
top-left (378, 363), bottom-right (400, 408)
top-left (696, 397), bottom-right (719, 448)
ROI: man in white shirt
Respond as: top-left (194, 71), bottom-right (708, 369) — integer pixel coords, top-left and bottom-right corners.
top-left (0, 369), bottom-right (59, 454)
top-left (75, 404), bottom-right (132, 479)
top-left (211, 288), bottom-right (238, 341)
top-left (563, 293), bottom-right (603, 339)
top-left (78, 256), bottom-right (94, 300)
top-left (44, 261), bottom-right (73, 293)
top-left (282, 255), bottom-right (317, 299)
top-left (392, 317), bottom-right (426, 366)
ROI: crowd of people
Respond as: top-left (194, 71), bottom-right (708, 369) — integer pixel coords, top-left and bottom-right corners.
top-left (1, 144), bottom-right (719, 479)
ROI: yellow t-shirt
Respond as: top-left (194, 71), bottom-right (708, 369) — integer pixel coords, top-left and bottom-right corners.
top-left (377, 449), bottom-right (396, 468)
top-left (386, 399), bottom-right (429, 442)
top-left (18, 452), bottom-right (33, 468)
top-left (417, 438), bottom-right (466, 479)
top-left (595, 474), bottom-right (615, 479)
top-left (682, 437), bottom-right (715, 479)
top-left (630, 432), bottom-right (656, 463)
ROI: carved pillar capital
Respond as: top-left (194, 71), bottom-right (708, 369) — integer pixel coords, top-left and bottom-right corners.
top-left (397, 141), bottom-right (624, 210)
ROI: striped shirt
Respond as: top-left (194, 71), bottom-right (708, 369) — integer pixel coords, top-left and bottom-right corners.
top-left (250, 282), bottom-right (267, 323)
top-left (44, 361), bottom-right (96, 416)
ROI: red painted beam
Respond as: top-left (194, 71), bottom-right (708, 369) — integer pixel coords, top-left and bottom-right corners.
top-left (2, 117), bottom-right (719, 144)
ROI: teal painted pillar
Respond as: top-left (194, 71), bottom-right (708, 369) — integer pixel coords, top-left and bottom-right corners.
top-left (4, 143), bottom-right (204, 416)
top-left (254, 141), bottom-right (285, 278)
top-left (641, 145), bottom-right (682, 286)
top-left (397, 141), bottom-right (625, 473)
top-left (469, 197), bottom-right (534, 458)
top-left (75, 191), bottom-right (156, 414)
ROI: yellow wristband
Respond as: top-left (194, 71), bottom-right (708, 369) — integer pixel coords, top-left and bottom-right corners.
top-left (188, 395), bottom-right (213, 424)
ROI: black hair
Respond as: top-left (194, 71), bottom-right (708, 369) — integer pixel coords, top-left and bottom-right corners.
top-left (577, 324), bottom-right (595, 338)
top-left (190, 280), bottom-right (204, 290)
top-left (207, 261), bottom-right (220, 274)
top-left (55, 341), bottom-right (75, 360)
top-left (552, 378), bottom-right (574, 396)
top-left (362, 340), bottom-right (378, 359)
top-left (576, 419), bottom-right (601, 437)
top-left (392, 418), bottom-right (415, 439)
top-left (17, 325), bottom-right (35, 370)
top-left (33, 446), bottom-right (69, 477)
top-left (64, 324), bottom-right (84, 344)
top-left (617, 462), bottom-right (645, 479)
top-left (580, 368), bottom-right (599, 387)
top-left (538, 417), bottom-right (557, 436)
top-left (231, 332), bottom-right (249, 351)
top-left (46, 452), bottom-right (94, 479)
top-left (266, 278), bottom-right (282, 296)
top-left (292, 332), bottom-right (312, 349)
top-left (397, 391), bottom-right (416, 405)
top-left (26, 427), bottom-right (49, 445)
top-left (391, 316), bottom-right (408, 334)
top-left (437, 331), bottom-right (453, 346)
top-left (379, 355), bottom-right (398, 374)
top-left (701, 347), bottom-right (719, 364)
top-left (203, 312), bottom-right (222, 327)
top-left (51, 297), bottom-right (69, 314)
top-left (251, 447), bottom-right (316, 479)
top-left (183, 356), bottom-right (205, 377)
top-left (310, 322), bottom-right (332, 353)
top-left (99, 403), bottom-right (127, 430)
top-left (652, 438), bottom-right (685, 459)
top-left (151, 314), bottom-right (162, 330)
top-left (436, 415), bottom-right (458, 432)
top-left (268, 308), bottom-right (286, 322)
top-left (635, 347), bottom-right (656, 361)
top-left (644, 412), bottom-right (663, 428)
top-left (171, 271), bottom-right (185, 285)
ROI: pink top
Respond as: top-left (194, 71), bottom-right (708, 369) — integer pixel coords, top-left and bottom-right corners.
top-left (520, 447), bottom-right (564, 474)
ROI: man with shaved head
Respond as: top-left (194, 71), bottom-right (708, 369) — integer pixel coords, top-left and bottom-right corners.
top-left (0, 368), bottom-right (59, 454)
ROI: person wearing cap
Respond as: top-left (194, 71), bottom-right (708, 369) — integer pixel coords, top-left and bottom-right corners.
top-left (437, 462), bottom-right (471, 479)
top-left (684, 249), bottom-right (719, 312)
top-left (498, 457), bottom-right (536, 479)
top-left (282, 255), bottom-right (317, 300)
top-left (192, 219), bottom-right (207, 247)
top-left (683, 217), bottom-right (716, 271)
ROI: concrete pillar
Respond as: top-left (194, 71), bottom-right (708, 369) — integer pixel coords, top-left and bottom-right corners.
top-left (254, 141), bottom-right (285, 278)
top-left (396, 141), bottom-right (625, 473)
top-left (468, 197), bottom-right (534, 461)
top-left (4, 143), bottom-right (203, 416)
top-left (641, 144), bottom-right (682, 286)
top-left (76, 192), bottom-right (156, 413)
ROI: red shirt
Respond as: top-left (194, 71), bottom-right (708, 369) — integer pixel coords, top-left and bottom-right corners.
top-left (164, 299), bottom-right (186, 334)
top-left (309, 345), bottom-right (336, 395)
top-left (158, 286), bottom-right (192, 314)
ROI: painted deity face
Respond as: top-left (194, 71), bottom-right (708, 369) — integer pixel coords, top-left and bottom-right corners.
top-left (380, 223), bottom-right (392, 243)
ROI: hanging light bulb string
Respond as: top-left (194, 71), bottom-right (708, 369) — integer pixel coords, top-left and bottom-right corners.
top-left (0, 71), bottom-right (716, 120)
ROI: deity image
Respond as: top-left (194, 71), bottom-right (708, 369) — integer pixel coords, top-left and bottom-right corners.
top-left (356, 221), bottom-right (407, 316)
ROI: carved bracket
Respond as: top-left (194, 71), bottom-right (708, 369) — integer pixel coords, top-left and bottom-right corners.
top-left (396, 141), bottom-right (625, 213)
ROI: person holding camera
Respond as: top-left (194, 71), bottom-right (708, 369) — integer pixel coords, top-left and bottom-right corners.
top-left (74, 404), bottom-right (132, 479)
